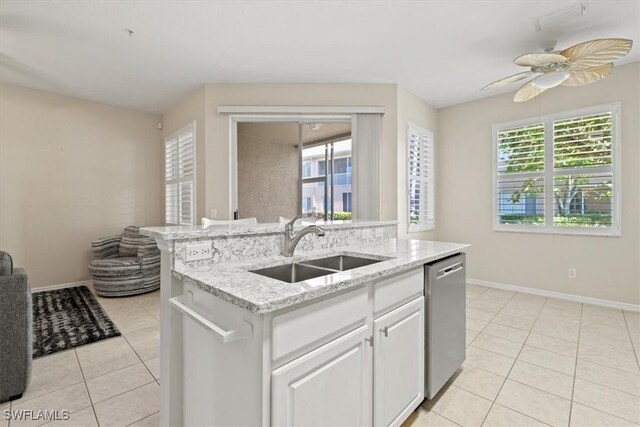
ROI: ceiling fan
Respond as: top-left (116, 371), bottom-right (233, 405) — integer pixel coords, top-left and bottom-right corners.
top-left (483, 38), bottom-right (633, 102)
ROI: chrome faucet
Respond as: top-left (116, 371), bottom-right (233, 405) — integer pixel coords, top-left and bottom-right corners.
top-left (283, 216), bottom-right (325, 257)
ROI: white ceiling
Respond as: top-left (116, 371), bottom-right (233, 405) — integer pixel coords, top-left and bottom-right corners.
top-left (1, 1), bottom-right (638, 114)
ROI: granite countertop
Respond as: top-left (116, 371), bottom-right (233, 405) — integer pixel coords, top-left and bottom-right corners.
top-left (141, 220), bottom-right (398, 240)
top-left (172, 239), bottom-right (469, 314)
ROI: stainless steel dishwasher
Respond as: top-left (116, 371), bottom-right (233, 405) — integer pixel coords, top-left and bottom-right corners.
top-left (425, 253), bottom-right (466, 399)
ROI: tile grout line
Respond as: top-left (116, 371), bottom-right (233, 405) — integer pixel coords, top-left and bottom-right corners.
top-left (573, 376), bottom-right (640, 398)
top-left (88, 381), bottom-right (159, 425)
top-left (440, 289), bottom-right (520, 426)
top-left (73, 349), bottom-right (101, 427)
top-left (421, 285), bottom-right (497, 426)
top-left (138, 299), bottom-right (161, 322)
top-left (420, 388), bottom-right (464, 427)
top-left (488, 403), bottom-right (555, 427)
top-left (119, 329), bottom-right (161, 425)
top-left (479, 293), bottom-right (549, 427)
top-left (622, 311), bottom-right (640, 371)
top-left (125, 411), bottom-right (159, 427)
top-left (121, 324), bottom-right (159, 384)
top-left (567, 302), bottom-right (583, 427)
top-left (92, 382), bottom-right (157, 408)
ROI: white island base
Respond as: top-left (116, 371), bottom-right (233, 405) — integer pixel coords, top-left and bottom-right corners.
top-left (169, 267), bottom-right (425, 427)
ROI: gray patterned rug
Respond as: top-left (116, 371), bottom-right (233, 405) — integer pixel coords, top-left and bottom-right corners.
top-left (32, 286), bottom-right (121, 358)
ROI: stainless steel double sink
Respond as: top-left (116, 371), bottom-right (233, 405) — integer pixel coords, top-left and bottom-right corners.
top-left (250, 255), bottom-right (384, 283)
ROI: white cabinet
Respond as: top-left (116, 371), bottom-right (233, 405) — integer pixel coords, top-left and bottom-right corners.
top-left (272, 268), bottom-right (425, 427)
top-left (373, 297), bottom-right (425, 427)
top-left (173, 267), bottom-right (426, 427)
top-left (271, 325), bottom-right (372, 427)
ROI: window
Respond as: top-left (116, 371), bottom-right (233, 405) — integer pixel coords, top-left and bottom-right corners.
top-left (301, 138), bottom-right (352, 220)
top-left (493, 104), bottom-right (620, 236)
top-left (318, 160), bottom-right (326, 177)
top-left (407, 123), bottom-right (434, 232)
top-left (165, 122), bottom-right (195, 225)
top-left (342, 192), bottom-right (352, 213)
top-left (302, 161), bottom-right (312, 178)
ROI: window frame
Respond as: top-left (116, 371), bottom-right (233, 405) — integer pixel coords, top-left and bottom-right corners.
top-left (301, 137), bottom-right (352, 220)
top-left (407, 122), bottom-right (435, 233)
top-left (164, 121), bottom-right (196, 226)
top-left (492, 103), bottom-right (621, 237)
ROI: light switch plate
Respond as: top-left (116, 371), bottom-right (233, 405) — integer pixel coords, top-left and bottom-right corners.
top-left (186, 243), bottom-right (212, 261)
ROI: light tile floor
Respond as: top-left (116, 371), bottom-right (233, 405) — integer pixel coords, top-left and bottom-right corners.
top-left (3, 288), bottom-right (161, 427)
top-left (404, 284), bottom-right (640, 427)
top-left (4, 285), bottom-right (639, 426)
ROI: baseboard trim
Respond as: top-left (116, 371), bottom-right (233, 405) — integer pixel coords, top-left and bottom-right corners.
top-left (32, 280), bottom-right (92, 293)
top-left (467, 278), bottom-right (640, 312)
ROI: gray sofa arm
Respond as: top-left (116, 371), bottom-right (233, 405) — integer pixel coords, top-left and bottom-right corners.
top-left (92, 235), bottom-right (122, 259)
top-left (0, 268), bottom-right (32, 402)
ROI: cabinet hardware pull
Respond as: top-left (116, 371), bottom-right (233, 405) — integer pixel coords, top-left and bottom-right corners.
top-left (381, 326), bottom-right (389, 337)
top-left (365, 336), bottom-right (373, 347)
top-left (169, 296), bottom-right (253, 343)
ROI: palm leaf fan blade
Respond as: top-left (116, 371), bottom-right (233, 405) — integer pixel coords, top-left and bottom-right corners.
top-left (482, 71), bottom-right (536, 90)
top-left (513, 80), bottom-right (549, 102)
top-left (514, 53), bottom-right (566, 67)
top-left (561, 38), bottom-right (633, 69)
top-left (562, 63), bottom-right (613, 86)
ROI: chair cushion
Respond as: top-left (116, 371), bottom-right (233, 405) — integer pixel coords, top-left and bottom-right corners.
top-left (0, 251), bottom-right (13, 276)
top-left (89, 257), bottom-right (141, 277)
top-left (119, 226), bottom-right (146, 258)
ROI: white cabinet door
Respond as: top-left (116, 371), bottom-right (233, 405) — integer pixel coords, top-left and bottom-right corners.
top-left (272, 324), bottom-right (372, 427)
top-left (373, 297), bottom-right (425, 427)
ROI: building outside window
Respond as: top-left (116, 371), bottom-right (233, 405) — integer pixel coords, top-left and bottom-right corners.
top-left (301, 138), bottom-right (352, 220)
top-left (494, 104), bottom-right (620, 236)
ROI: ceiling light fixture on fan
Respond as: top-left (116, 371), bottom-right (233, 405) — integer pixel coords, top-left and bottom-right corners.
top-left (483, 38), bottom-right (633, 102)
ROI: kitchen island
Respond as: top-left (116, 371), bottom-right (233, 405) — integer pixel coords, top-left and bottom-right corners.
top-left (141, 222), bottom-right (468, 427)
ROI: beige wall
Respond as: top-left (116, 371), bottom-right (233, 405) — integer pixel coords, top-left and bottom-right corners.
top-left (203, 84), bottom-right (399, 221)
top-left (161, 86), bottom-right (207, 222)
top-left (237, 123), bottom-right (299, 222)
top-left (437, 62), bottom-right (640, 305)
top-left (396, 86), bottom-right (439, 240)
top-left (0, 84), bottom-right (163, 288)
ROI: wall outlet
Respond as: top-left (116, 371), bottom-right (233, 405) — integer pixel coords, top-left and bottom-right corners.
top-left (568, 268), bottom-right (577, 279)
top-left (210, 209), bottom-right (217, 219)
top-left (186, 243), bottom-right (213, 261)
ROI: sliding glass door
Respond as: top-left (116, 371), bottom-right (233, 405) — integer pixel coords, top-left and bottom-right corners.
top-left (301, 138), bottom-right (352, 221)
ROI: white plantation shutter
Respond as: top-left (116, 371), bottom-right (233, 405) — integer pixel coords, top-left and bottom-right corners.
top-left (494, 105), bottom-right (619, 235)
top-left (496, 123), bottom-right (545, 226)
top-left (408, 123), bottom-right (434, 232)
top-left (165, 122), bottom-right (195, 225)
top-left (552, 112), bottom-right (614, 228)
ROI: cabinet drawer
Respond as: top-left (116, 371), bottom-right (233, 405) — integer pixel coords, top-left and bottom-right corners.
top-left (272, 286), bottom-right (368, 361)
top-left (373, 268), bottom-right (423, 316)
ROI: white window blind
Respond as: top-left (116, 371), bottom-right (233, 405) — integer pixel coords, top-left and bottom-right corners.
top-left (165, 122), bottom-right (195, 225)
top-left (408, 123), bottom-right (434, 232)
top-left (496, 123), bottom-right (545, 227)
top-left (494, 104), bottom-right (619, 236)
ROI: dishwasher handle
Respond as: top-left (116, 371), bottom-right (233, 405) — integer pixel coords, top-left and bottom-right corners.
top-left (436, 261), bottom-right (464, 279)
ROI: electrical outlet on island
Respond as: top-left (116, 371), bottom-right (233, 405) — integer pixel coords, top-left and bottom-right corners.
top-left (186, 243), bottom-right (213, 261)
